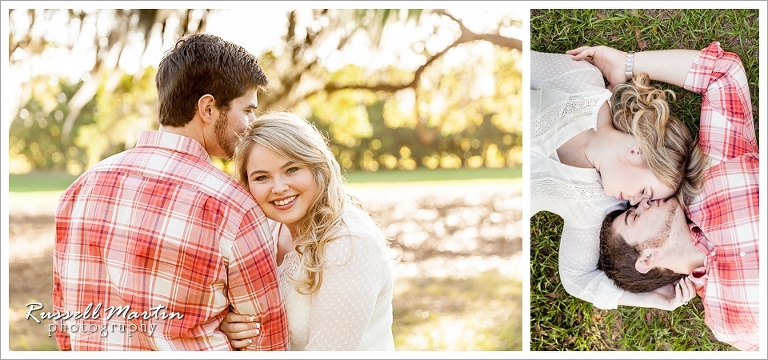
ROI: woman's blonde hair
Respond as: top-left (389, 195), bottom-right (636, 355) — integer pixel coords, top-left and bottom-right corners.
top-left (611, 73), bottom-right (708, 207)
top-left (232, 111), bottom-right (353, 295)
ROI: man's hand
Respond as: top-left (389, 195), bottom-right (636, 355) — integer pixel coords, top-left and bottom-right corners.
top-left (650, 277), bottom-right (697, 311)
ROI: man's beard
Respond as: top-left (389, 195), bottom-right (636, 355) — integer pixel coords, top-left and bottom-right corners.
top-left (642, 199), bottom-right (679, 250)
top-left (214, 110), bottom-right (236, 159)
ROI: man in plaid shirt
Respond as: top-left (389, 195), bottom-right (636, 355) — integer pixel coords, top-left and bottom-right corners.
top-left (587, 42), bottom-right (759, 350)
top-left (53, 34), bottom-right (289, 350)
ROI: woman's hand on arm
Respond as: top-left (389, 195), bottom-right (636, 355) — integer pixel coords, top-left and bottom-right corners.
top-left (568, 45), bottom-right (700, 90)
top-left (567, 46), bottom-right (628, 91)
top-left (220, 312), bottom-right (262, 350)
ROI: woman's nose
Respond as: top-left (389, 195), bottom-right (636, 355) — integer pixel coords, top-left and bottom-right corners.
top-left (271, 177), bottom-right (288, 193)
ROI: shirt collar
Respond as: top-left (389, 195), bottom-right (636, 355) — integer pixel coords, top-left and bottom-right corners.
top-left (136, 130), bottom-right (212, 164)
top-left (688, 223), bottom-right (712, 278)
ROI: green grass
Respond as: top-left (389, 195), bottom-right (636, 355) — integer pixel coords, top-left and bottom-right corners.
top-left (530, 9), bottom-right (759, 143)
top-left (8, 172), bottom-right (81, 193)
top-left (344, 166), bottom-right (521, 185)
top-left (529, 9), bottom-right (757, 351)
top-left (530, 212), bottom-right (728, 351)
top-left (9, 167), bottom-right (522, 193)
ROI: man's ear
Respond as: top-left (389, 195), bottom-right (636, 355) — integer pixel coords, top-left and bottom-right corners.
top-left (197, 94), bottom-right (217, 124)
top-left (634, 250), bottom-right (659, 274)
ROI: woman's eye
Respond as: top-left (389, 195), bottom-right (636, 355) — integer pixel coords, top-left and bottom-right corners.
top-left (253, 175), bottom-right (267, 182)
top-left (286, 167), bottom-right (299, 174)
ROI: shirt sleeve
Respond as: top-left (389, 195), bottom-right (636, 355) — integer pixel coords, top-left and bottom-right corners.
top-left (52, 262), bottom-right (72, 350)
top-left (531, 50), bottom-right (608, 92)
top-left (684, 41), bottom-right (757, 163)
top-left (227, 208), bottom-right (289, 351)
top-left (558, 223), bottom-right (624, 310)
top-left (304, 231), bottom-right (386, 350)
top-left (52, 185), bottom-right (76, 351)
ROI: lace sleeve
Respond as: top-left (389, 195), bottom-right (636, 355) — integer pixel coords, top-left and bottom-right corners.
top-left (558, 223), bottom-right (624, 310)
top-left (531, 50), bottom-right (608, 93)
top-left (304, 231), bottom-right (387, 350)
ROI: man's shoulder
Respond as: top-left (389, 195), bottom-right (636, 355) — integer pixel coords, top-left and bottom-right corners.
top-left (67, 148), bottom-right (258, 214)
top-left (194, 167), bottom-right (258, 211)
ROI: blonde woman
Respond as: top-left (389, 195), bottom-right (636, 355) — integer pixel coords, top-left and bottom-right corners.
top-left (530, 49), bottom-right (709, 310)
top-left (221, 112), bottom-right (395, 350)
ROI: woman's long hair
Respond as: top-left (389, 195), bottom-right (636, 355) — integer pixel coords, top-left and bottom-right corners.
top-left (232, 111), bottom-right (348, 295)
top-left (611, 73), bottom-right (708, 206)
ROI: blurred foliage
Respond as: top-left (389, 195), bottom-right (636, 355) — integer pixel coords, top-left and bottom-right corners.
top-left (309, 45), bottom-right (522, 171)
top-left (9, 70), bottom-right (158, 174)
top-left (8, 8), bottom-right (522, 175)
top-left (9, 77), bottom-right (95, 173)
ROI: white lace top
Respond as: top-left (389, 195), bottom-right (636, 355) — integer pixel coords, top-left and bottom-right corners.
top-left (530, 50), bottom-right (627, 310)
top-left (273, 204), bottom-right (395, 350)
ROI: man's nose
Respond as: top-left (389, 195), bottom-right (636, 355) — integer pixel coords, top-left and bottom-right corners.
top-left (634, 197), bottom-right (652, 214)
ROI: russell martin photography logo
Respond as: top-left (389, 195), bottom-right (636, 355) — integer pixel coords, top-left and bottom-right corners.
top-left (26, 302), bottom-right (184, 338)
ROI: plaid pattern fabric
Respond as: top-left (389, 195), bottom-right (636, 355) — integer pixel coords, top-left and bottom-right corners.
top-left (685, 42), bottom-right (760, 351)
top-left (53, 131), bottom-right (288, 350)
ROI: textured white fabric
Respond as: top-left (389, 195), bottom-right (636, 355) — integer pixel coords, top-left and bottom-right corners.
top-left (530, 50), bottom-right (627, 309)
top-left (275, 204), bottom-right (395, 350)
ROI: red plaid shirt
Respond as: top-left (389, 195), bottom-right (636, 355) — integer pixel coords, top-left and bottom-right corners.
top-left (53, 130), bottom-right (289, 350)
top-left (685, 42), bottom-right (760, 351)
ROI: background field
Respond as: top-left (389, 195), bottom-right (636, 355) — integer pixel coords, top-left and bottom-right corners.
top-left (529, 8), bottom-right (759, 351)
top-left (7, 168), bottom-right (523, 351)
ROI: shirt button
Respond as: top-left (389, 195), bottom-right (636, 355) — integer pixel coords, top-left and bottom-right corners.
top-left (710, 251), bottom-right (716, 256)
top-left (739, 251), bottom-right (746, 257)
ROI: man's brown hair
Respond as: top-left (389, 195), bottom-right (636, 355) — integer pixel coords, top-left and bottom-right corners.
top-left (156, 33), bottom-right (270, 127)
top-left (598, 208), bottom-right (686, 293)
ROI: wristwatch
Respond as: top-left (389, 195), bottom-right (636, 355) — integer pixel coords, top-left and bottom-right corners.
top-left (625, 51), bottom-right (635, 81)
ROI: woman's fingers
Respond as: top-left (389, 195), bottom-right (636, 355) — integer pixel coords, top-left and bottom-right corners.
top-left (566, 46), bottom-right (592, 55)
top-left (225, 322), bottom-right (260, 335)
top-left (566, 47), bottom-right (595, 61)
top-left (231, 327), bottom-right (260, 340)
top-left (231, 337), bottom-right (254, 350)
top-left (226, 312), bottom-right (259, 323)
top-left (221, 313), bottom-right (261, 340)
top-left (222, 312), bottom-right (261, 350)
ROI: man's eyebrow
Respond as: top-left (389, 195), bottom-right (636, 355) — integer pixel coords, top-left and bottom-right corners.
top-left (624, 209), bottom-right (632, 227)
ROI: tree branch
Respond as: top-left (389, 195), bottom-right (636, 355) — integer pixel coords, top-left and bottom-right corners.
top-left (300, 9), bottom-right (521, 100)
